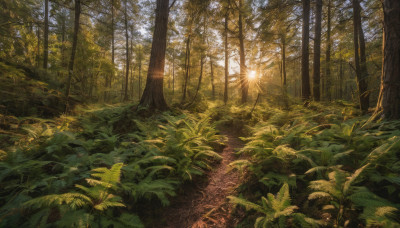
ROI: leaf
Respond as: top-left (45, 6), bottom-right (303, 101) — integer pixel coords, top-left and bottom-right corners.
top-left (227, 196), bottom-right (264, 212)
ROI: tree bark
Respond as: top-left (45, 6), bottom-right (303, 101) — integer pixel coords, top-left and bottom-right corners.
top-left (325, 0), bottom-right (332, 101)
top-left (352, 0), bottom-right (369, 112)
top-left (107, 0), bottom-right (115, 101)
top-left (190, 53), bottom-right (205, 105)
top-left (281, 35), bottom-right (287, 87)
top-left (43, 0), bottom-right (49, 70)
top-left (61, 15), bottom-right (66, 68)
top-left (36, 25), bottom-right (41, 68)
top-left (301, 0), bottom-right (311, 100)
top-left (123, 0), bottom-right (130, 101)
top-left (313, 0), bottom-right (322, 101)
top-left (375, 0), bottom-right (400, 119)
top-left (339, 48), bottom-right (343, 99)
top-left (224, 12), bottom-right (229, 104)
top-left (182, 35), bottom-right (191, 103)
top-left (210, 57), bottom-right (215, 99)
top-left (138, 0), bottom-right (169, 110)
top-left (238, 0), bottom-right (248, 103)
top-left (138, 46), bottom-right (142, 100)
top-left (130, 36), bottom-right (134, 99)
top-left (65, 0), bottom-right (81, 110)
top-left (357, 1), bottom-right (370, 110)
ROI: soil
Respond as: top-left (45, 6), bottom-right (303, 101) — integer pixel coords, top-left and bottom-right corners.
top-left (158, 129), bottom-right (245, 228)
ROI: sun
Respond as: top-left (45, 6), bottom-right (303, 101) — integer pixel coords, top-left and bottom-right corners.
top-left (248, 70), bottom-right (257, 80)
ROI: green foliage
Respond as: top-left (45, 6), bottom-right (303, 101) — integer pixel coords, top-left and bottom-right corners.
top-left (0, 104), bottom-right (223, 227)
top-left (232, 103), bottom-right (400, 227)
top-left (0, 61), bottom-right (68, 117)
top-left (229, 183), bottom-right (317, 228)
top-left (308, 165), bottom-right (368, 226)
top-left (22, 163), bottom-right (134, 227)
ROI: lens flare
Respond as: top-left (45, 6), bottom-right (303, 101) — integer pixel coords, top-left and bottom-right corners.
top-left (248, 70), bottom-right (257, 80)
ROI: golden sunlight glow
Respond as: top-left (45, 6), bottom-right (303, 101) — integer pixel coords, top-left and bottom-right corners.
top-left (248, 70), bottom-right (257, 80)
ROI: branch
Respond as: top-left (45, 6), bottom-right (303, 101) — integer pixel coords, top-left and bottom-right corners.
top-left (169, 0), bottom-right (177, 10)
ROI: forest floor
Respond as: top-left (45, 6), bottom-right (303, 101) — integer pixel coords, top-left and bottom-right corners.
top-left (158, 129), bottom-right (245, 228)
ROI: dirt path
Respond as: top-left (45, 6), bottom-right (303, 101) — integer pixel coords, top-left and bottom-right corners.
top-left (159, 130), bottom-right (244, 228)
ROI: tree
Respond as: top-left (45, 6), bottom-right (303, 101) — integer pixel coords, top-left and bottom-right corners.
top-left (43, 0), bottom-right (49, 70)
top-left (224, 11), bottom-right (229, 104)
top-left (238, 0), bottom-right (248, 103)
top-left (301, 0), bottom-right (311, 100)
top-left (374, 0), bottom-right (400, 119)
top-left (325, 0), bottom-right (332, 100)
top-left (352, 0), bottom-right (369, 112)
top-left (313, 0), bottom-right (322, 101)
top-left (105, 0), bottom-right (116, 101)
top-left (137, 44), bottom-right (143, 100)
top-left (65, 0), bottom-right (81, 110)
top-left (224, 10), bottom-right (229, 104)
top-left (138, 0), bottom-right (170, 110)
top-left (123, 0), bottom-right (130, 101)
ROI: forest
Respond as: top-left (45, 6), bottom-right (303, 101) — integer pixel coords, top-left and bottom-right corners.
top-left (1, 0), bottom-right (400, 227)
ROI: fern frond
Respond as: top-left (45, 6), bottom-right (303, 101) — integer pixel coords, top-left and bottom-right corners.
top-left (308, 192), bottom-right (333, 200)
top-left (93, 200), bottom-right (125, 211)
top-left (343, 164), bottom-right (368, 194)
top-left (23, 193), bottom-right (91, 210)
top-left (227, 196), bottom-right (263, 212)
top-left (276, 183), bottom-right (291, 209)
top-left (274, 205), bottom-right (298, 218)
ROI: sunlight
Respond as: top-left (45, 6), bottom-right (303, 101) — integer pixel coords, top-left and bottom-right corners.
top-left (248, 70), bottom-right (257, 81)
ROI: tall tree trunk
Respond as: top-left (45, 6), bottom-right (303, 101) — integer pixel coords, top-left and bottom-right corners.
top-left (301, 0), bottom-right (311, 100)
top-left (339, 49), bottom-right (344, 99)
top-left (281, 35), bottom-right (287, 87)
top-left (130, 38), bottom-right (134, 99)
top-left (182, 35), bottom-right (191, 102)
top-left (352, 0), bottom-right (369, 112)
top-left (224, 12), bottom-right (229, 104)
top-left (61, 17), bottom-right (66, 68)
top-left (313, 0), bottom-right (322, 101)
top-left (325, 0), bottom-right (332, 101)
top-left (190, 53), bottom-right (205, 105)
top-left (206, 35), bottom-right (215, 100)
top-left (36, 25), bottom-right (41, 67)
top-left (107, 0), bottom-right (115, 101)
top-left (375, 0), bottom-right (400, 119)
top-left (43, 0), bottom-right (49, 70)
top-left (357, 1), bottom-right (370, 110)
top-left (138, 46), bottom-right (142, 100)
top-left (139, 0), bottom-right (169, 110)
top-left (123, 1), bottom-right (129, 101)
top-left (210, 57), bottom-right (215, 99)
top-left (281, 34), bottom-right (289, 108)
top-left (172, 50), bottom-right (175, 96)
top-left (238, 0), bottom-right (248, 103)
top-left (65, 0), bottom-right (81, 110)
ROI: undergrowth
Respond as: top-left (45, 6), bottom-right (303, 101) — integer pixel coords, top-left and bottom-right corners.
top-left (1, 99), bottom-right (400, 227)
top-left (0, 103), bottom-right (225, 227)
top-left (228, 102), bottom-right (400, 227)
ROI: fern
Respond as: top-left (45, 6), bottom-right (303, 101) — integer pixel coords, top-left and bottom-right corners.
top-left (229, 183), bottom-right (316, 228)
top-left (308, 165), bottom-right (369, 227)
top-left (22, 163), bottom-right (126, 227)
top-left (23, 193), bottom-right (91, 210)
top-left (349, 187), bottom-right (400, 227)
